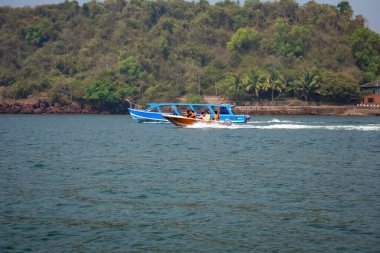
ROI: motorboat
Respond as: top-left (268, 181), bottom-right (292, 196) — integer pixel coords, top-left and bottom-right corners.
top-left (128, 103), bottom-right (249, 123)
top-left (162, 114), bottom-right (232, 127)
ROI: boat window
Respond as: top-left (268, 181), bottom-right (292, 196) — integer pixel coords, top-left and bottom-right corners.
top-left (193, 105), bottom-right (209, 114)
top-left (212, 106), bottom-right (219, 114)
top-left (212, 106), bottom-right (229, 115)
top-left (231, 107), bottom-right (238, 115)
top-left (159, 105), bottom-right (175, 114)
top-left (220, 106), bottom-right (229, 115)
top-left (176, 105), bottom-right (191, 115)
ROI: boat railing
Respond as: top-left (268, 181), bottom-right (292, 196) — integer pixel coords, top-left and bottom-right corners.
top-left (125, 97), bottom-right (144, 110)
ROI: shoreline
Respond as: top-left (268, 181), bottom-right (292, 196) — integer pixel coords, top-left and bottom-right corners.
top-left (1, 102), bottom-right (380, 116)
top-left (235, 105), bottom-right (380, 116)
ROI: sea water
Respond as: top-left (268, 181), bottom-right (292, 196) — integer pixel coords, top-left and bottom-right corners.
top-left (0, 115), bottom-right (379, 252)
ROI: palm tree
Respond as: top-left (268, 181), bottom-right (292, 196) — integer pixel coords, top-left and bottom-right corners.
top-left (294, 68), bottom-right (320, 104)
top-left (262, 72), bottom-right (285, 102)
top-left (256, 78), bottom-right (270, 100)
top-left (242, 69), bottom-right (264, 101)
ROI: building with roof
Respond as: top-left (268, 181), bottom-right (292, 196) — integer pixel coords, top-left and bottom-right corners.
top-left (361, 81), bottom-right (380, 105)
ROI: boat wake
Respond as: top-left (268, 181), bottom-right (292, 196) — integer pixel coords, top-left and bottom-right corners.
top-left (185, 118), bottom-right (380, 131)
top-left (243, 124), bottom-right (380, 131)
top-left (253, 118), bottom-right (302, 124)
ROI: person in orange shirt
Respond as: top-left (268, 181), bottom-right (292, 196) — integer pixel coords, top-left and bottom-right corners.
top-left (187, 110), bottom-right (196, 118)
top-left (213, 110), bottom-right (220, 121)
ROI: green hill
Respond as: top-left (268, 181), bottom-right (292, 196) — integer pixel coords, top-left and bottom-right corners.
top-left (0, 0), bottom-right (379, 110)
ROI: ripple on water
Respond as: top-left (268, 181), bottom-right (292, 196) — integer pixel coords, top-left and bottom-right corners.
top-left (0, 115), bottom-right (379, 252)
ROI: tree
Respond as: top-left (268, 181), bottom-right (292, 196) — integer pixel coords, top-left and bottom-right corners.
top-left (183, 62), bottom-right (205, 96)
top-left (0, 68), bottom-right (15, 86)
top-left (262, 72), bottom-right (285, 101)
top-left (25, 20), bottom-right (53, 47)
top-left (142, 82), bottom-right (180, 102)
top-left (351, 28), bottom-right (380, 83)
top-left (242, 68), bottom-right (264, 100)
top-left (4, 82), bottom-right (33, 99)
top-left (85, 80), bottom-right (120, 104)
top-left (319, 71), bottom-right (359, 103)
top-left (215, 74), bottom-right (239, 100)
top-left (118, 56), bottom-right (143, 82)
top-left (268, 19), bottom-right (310, 57)
top-left (49, 77), bottom-right (82, 105)
top-left (293, 68), bottom-right (321, 103)
top-left (337, 1), bottom-right (353, 19)
top-left (159, 35), bottom-right (170, 59)
top-left (85, 78), bottom-right (137, 106)
top-left (227, 28), bottom-right (260, 53)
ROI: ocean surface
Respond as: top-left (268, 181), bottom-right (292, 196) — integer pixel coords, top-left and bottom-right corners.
top-left (0, 114), bottom-right (379, 252)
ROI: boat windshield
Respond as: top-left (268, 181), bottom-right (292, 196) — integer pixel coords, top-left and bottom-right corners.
top-left (147, 107), bottom-right (159, 112)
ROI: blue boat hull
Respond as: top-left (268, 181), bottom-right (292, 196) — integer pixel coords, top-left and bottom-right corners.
top-left (128, 108), bottom-right (169, 123)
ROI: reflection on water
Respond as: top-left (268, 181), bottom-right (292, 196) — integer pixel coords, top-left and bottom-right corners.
top-left (0, 115), bottom-right (379, 252)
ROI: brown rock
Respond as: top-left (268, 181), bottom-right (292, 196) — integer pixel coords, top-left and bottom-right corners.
top-left (10, 104), bottom-right (22, 113)
top-left (33, 108), bottom-right (44, 114)
top-left (68, 103), bottom-right (82, 113)
top-left (20, 104), bottom-right (34, 114)
top-left (0, 103), bottom-right (10, 113)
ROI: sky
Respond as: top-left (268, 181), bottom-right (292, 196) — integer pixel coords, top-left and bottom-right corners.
top-left (0, 0), bottom-right (379, 34)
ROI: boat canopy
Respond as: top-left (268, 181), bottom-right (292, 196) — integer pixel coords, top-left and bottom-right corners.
top-left (146, 103), bottom-right (236, 115)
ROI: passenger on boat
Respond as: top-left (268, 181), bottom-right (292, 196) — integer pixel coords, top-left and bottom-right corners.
top-left (213, 110), bottom-right (220, 121)
top-left (202, 111), bottom-right (211, 121)
top-left (197, 112), bottom-right (205, 119)
top-left (187, 110), bottom-right (196, 118)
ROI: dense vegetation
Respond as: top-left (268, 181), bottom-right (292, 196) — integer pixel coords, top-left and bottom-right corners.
top-left (0, 0), bottom-right (379, 109)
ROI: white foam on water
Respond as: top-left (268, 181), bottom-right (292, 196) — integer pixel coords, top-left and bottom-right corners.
top-left (185, 122), bottom-right (380, 131)
top-left (249, 124), bottom-right (380, 131)
top-left (251, 118), bottom-right (302, 124)
top-left (186, 122), bottom-right (237, 129)
top-left (323, 125), bottom-right (380, 131)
